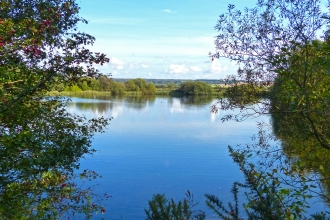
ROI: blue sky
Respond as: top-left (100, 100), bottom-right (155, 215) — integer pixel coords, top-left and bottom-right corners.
top-left (76, 0), bottom-right (256, 79)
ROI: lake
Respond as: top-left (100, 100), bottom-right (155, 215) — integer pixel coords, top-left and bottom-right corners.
top-left (64, 94), bottom-right (313, 219)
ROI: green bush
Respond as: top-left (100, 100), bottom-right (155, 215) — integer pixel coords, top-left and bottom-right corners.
top-left (179, 82), bottom-right (214, 95)
top-left (145, 191), bottom-right (206, 220)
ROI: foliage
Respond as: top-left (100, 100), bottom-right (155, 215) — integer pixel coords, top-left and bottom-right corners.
top-left (222, 83), bottom-right (268, 107)
top-left (271, 40), bottom-right (330, 150)
top-left (179, 81), bottom-right (214, 95)
top-left (125, 79), bottom-right (137, 91)
top-left (99, 75), bottom-right (112, 91)
top-left (270, 42), bottom-right (330, 186)
top-left (133, 78), bottom-right (148, 90)
top-left (0, 0), bottom-right (110, 218)
top-left (271, 101), bottom-right (330, 204)
top-left (65, 84), bottom-right (82, 92)
top-left (211, 0), bottom-right (327, 120)
top-left (60, 78), bottom-right (222, 96)
top-left (168, 82), bottom-right (175, 90)
top-left (145, 191), bottom-right (206, 220)
top-left (112, 81), bottom-right (126, 94)
top-left (208, 0), bottom-right (330, 218)
top-left (128, 78), bottom-right (156, 94)
top-left (1, 169), bottom-right (109, 219)
top-left (142, 83), bottom-right (157, 95)
top-left (90, 78), bottom-right (101, 91)
top-left (205, 146), bottom-right (329, 220)
top-left (63, 77), bottom-right (158, 95)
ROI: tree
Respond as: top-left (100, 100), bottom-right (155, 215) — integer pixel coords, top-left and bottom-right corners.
top-left (211, 0), bottom-right (330, 163)
top-left (64, 84), bottom-right (82, 92)
top-left (99, 75), bottom-right (111, 91)
top-left (125, 79), bottom-right (136, 91)
top-left (179, 81), bottom-right (214, 95)
top-left (270, 40), bottom-right (330, 150)
top-left (133, 78), bottom-right (147, 91)
top-left (205, 146), bottom-right (327, 220)
top-left (90, 77), bottom-right (101, 91)
top-left (80, 80), bottom-right (91, 91)
top-left (212, 0), bottom-right (327, 121)
top-left (145, 191), bottom-right (206, 220)
top-left (209, 0), bottom-right (330, 217)
top-left (111, 81), bottom-right (126, 94)
top-left (168, 82), bottom-right (175, 90)
top-left (0, 0), bottom-right (110, 218)
top-left (271, 101), bottom-right (330, 205)
top-left (142, 82), bottom-right (157, 95)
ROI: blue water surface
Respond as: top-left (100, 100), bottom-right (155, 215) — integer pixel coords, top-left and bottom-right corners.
top-left (66, 95), bottom-right (270, 219)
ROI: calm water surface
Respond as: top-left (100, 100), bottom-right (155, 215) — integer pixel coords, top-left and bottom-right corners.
top-left (66, 95), bottom-right (270, 219)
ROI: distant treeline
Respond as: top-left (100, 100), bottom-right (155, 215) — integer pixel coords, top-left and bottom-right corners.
top-left (58, 76), bottom-right (218, 95)
top-left (113, 78), bottom-right (226, 85)
top-left (61, 77), bottom-right (157, 95)
top-left (179, 81), bottom-right (215, 95)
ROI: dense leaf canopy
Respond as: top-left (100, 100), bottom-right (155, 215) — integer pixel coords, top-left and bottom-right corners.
top-left (0, 0), bottom-right (110, 218)
top-left (179, 81), bottom-right (214, 95)
top-left (208, 0), bottom-right (330, 218)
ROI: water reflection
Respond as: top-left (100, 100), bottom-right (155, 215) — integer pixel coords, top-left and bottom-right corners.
top-left (66, 94), bottom-right (217, 120)
top-left (66, 94), bottom-right (270, 219)
top-left (168, 98), bottom-right (184, 114)
top-left (66, 93), bottom-right (330, 217)
top-left (210, 111), bottom-right (220, 122)
top-left (125, 95), bottom-right (156, 110)
top-left (178, 95), bottom-right (215, 107)
top-left (272, 110), bottom-right (330, 205)
top-left (76, 102), bottom-right (114, 112)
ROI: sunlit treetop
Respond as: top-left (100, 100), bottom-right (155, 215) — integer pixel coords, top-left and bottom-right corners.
top-left (0, 0), bottom-right (109, 104)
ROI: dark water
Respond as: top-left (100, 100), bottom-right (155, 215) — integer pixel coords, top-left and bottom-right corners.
top-left (65, 95), bottom-right (276, 219)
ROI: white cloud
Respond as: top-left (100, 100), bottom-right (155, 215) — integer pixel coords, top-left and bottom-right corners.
top-left (209, 60), bottom-right (228, 73)
top-left (199, 59), bottom-right (231, 79)
top-left (190, 66), bottom-right (201, 72)
top-left (162, 9), bottom-right (176, 14)
top-left (165, 64), bottom-right (189, 75)
top-left (154, 55), bottom-right (166, 59)
top-left (109, 57), bottom-right (125, 70)
top-left (111, 70), bottom-right (119, 76)
top-left (110, 57), bottom-right (124, 66)
top-left (140, 64), bottom-right (150, 68)
top-left (127, 62), bottom-right (150, 69)
top-left (128, 63), bottom-right (134, 68)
